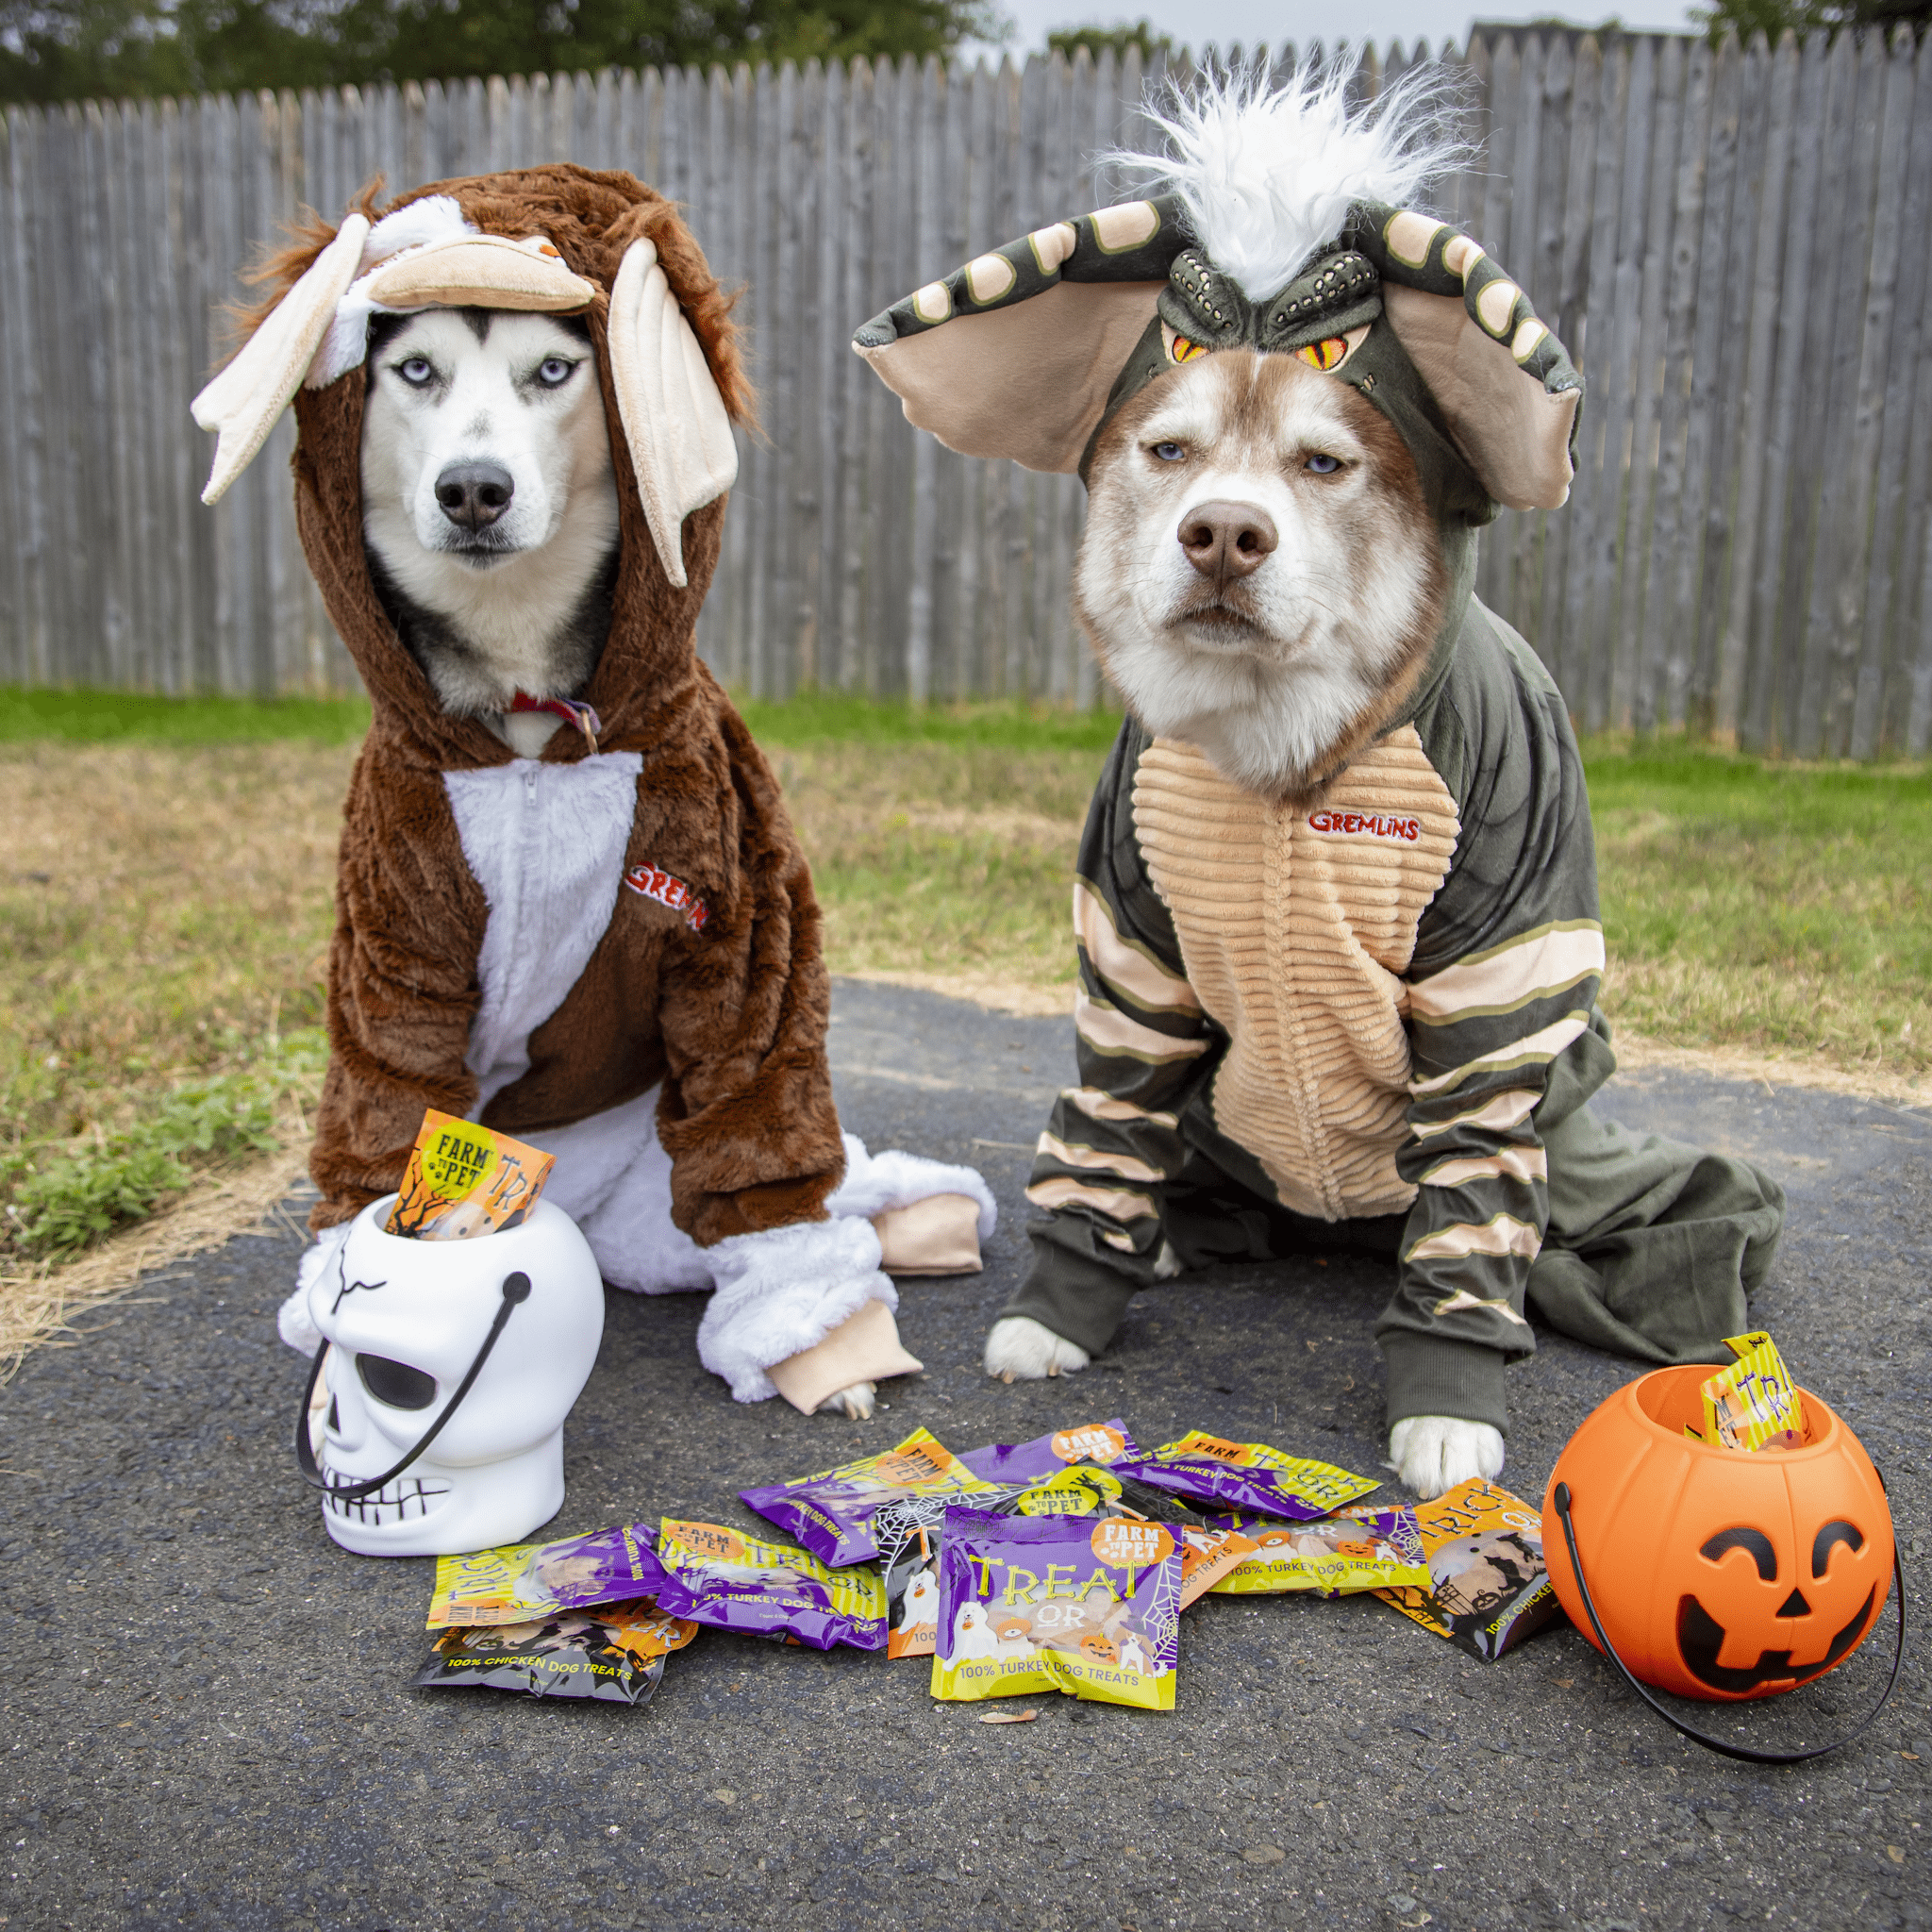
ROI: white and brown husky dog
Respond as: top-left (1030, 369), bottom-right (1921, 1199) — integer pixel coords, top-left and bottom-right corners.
top-left (359, 307), bottom-right (621, 757)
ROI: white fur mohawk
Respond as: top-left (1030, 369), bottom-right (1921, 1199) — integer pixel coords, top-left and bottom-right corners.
top-left (1108, 58), bottom-right (1473, 304)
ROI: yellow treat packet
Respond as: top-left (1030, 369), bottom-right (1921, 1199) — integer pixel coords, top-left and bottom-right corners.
top-left (1700, 1330), bottom-right (1805, 1452)
top-left (1206, 1504), bottom-right (1429, 1596)
top-left (425, 1523), bottom-right (666, 1629)
top-left (386, 1108), bottom-right (555, 1241)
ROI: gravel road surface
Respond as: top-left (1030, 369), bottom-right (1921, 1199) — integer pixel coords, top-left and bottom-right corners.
top-left (2, 981), bottom-right (1925, 1932)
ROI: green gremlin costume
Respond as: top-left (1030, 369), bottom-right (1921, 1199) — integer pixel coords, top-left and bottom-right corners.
top-left (854, 121), bottom-right (1785, 1437)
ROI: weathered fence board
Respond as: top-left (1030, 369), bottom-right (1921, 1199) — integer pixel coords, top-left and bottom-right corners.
top-left (0, 29), bottom-right (1926, 753)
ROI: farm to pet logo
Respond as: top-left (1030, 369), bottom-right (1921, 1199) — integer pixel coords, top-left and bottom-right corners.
top-left (624, 862), bottom-right (710, 933)
top-left (1306, 808), bottom-right (1423, 842)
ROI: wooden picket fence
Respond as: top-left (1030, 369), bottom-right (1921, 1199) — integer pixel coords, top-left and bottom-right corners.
top-left (0, 30), bottom-right (1927, 756)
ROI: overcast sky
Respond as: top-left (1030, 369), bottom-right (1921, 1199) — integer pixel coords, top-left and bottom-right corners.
top-left (964, 0), bottom-right (1698, 60)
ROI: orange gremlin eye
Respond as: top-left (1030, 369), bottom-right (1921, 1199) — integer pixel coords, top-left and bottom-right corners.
top-left (1296, 337), bottom-right (1350, 372)
top-left (1171, 335), bottom-right (1208, 363)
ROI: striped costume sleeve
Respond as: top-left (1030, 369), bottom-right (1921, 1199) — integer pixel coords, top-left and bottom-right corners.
top-left (1011, 723), bottom-right (1224, 1350)
top-left (1381, 612), bottom-right (1616, 1433)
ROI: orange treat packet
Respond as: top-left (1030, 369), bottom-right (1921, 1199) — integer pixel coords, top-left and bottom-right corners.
top-left (384, 1109), bottom-right (556, 1241)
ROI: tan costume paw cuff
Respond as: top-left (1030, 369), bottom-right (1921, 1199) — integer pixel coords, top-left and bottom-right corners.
top-left (766, 1299), bottom-right (924, 1415)
top-left (872, 1193), bottom-right (984, 1276)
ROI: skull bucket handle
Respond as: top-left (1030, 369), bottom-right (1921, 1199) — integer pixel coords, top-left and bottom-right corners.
top-left (1552, 1479), bottom-right (1905, 1765)
top-left (293, 1270), bottom-right (533, 1504)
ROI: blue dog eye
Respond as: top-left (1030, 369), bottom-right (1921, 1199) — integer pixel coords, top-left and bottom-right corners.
top-left (1307, 452), bottom-right (1341, 475)
top-left (1151, 441), bottom-right (1186, 462)
top-left (398, 358), bottom-right (435, 386)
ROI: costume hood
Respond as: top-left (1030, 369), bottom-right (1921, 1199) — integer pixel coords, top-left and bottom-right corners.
top-left (192, 164), bottom-right (752, 772)
top-left (853, 71), bottom-right (1582, 525)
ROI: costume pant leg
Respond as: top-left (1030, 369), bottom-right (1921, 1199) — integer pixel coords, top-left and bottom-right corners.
top-left (1524, 1102), bottom-right (1786, 1365)
top-left (1007, 1137), bottom-right (1403, 1355)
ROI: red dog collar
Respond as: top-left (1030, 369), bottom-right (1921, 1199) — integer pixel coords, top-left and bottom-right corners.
top-left (508, 691), bottom-right (601, 752)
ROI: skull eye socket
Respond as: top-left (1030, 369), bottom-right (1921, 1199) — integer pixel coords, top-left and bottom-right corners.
top-left (356, 1353), bottom-right (438, 1410)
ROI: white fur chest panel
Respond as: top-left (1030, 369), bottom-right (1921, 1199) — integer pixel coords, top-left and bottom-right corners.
top-left (442, 751), bottom-right (644, 1110)
top-left (1132, 728), bottom-right (1459, 1221)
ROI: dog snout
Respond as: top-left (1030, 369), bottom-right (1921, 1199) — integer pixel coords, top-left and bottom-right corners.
top-left (435, 461), bottom-right (515, 532)
top-left (1178, 500), bottom-right (1279, 584)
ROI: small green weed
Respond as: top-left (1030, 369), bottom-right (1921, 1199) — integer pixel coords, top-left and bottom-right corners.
top-left (4, 1030), bottom-right (326, 1257)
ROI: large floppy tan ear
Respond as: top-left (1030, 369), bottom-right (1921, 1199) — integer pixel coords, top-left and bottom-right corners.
top-left (607, 238), bottom-right (740, 590)
top-left (1381, 285), bottom-right (1579, 511)
top-left (1351, 206), bottom-right (1582, 513)
top-left (853, 198), bottom-right (1189, 475)
top-left (858, 281), bottom-right (1165, 475)
top-left (191, 213), bottom-right (370, 505)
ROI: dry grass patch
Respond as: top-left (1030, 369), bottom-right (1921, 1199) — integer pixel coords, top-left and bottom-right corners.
top-left (768, 738), bottom-right (1094, 997)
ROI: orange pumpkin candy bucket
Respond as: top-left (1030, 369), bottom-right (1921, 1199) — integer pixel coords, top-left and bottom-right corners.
top-left (1542, 1365), bottom-right (1905, 1764)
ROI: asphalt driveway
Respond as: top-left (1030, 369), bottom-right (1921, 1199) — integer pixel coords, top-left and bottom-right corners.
top-left (1, 980), bottom-right (1926, 1932)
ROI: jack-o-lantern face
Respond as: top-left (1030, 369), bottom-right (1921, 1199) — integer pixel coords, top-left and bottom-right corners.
top-left (1544, 1365), bottom-right (1895, 1704)
top-left (1678, 1516), bottom-right (1879, 1694)
top-left (1080, 1633), bottom-right (1119, 1666)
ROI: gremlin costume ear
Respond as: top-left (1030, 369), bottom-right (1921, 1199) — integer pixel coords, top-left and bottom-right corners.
top-left (852, 196), bottom-right (1188, 475)
top-left (856, 193), bottom-right (1582, 514)
top-left (1347, 203), bottom-right (1581, 512)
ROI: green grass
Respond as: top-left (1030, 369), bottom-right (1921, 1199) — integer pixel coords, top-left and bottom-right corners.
top-left (738, 691), bottom-right (1126, 756)
top-left (1581, 737), bottom-right (1930, 1076)
top-left (0, 685), bottom-right (373, 746)
top-left (0, 690), bottom-right (1923, 1269)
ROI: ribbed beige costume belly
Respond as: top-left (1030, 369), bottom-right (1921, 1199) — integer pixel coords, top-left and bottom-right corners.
top-left (1132, 731), bottom-right (1460, 1222)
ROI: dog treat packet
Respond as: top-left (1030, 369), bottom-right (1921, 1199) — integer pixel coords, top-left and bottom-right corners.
top-left (958, 1420), bottom-right (1141, 1483)
top-left (384, 1108), bottom-right (556, 1241)
top-left (1115, 1432), bottom-right (1379, 1521)
top-left (425, 1523), bottom-right (667, 1628)
top-left (875, 1429), bottom-right (1207, 1659)
top-left (1176, 1524), bottom-right (1260, 1607)
top-left (1701, 1330), bottom-right (1806, 1453)
top-left (1374, 1478), bottom-right (1560, 1663)
top-left (929, 1507), bottom-right (1182, 1711)
top-left (1205, 1505), bottom-right (1429, 1596)
top-left (413, 1599), bottom-right (697, 1703)
top-left (653, 1519), bottom-right (889, 1652)
top-left (874, 1494), bottom-right (953, 1657)
top-left (739, 1425), bottom-right (1006, 1567)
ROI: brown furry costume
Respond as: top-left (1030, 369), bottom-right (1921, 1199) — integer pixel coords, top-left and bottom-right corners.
top-left (195, 166), bottom-right (992, 1408)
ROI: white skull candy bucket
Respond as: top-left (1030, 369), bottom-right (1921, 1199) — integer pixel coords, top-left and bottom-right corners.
top-left (296, 1195), bottom-right (605, 1557)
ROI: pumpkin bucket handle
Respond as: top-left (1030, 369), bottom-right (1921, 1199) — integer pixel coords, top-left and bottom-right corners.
top-left (1551, 1478), bottom-right (1905, 1766)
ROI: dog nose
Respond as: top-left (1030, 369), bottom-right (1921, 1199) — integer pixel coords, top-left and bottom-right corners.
top-left (435, 462), bottom-right (515, 531)
top-left (1177, 500), bottom-right (1278, 582)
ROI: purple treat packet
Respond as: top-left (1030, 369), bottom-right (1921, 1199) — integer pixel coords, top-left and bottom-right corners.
top-left (738, 1426), bottom-right (1004, 1567)
top-left (928, 1507), bottom-right (1181, 1710)
top-left (957, 1420), bottom-right (1140, 1484)
top-left (1113, 1431), bottom-right (1379, 1521)
top-left (652, 1519), bottom-right (888, 1652)
top-left (425, 1522), bottom-right (668, 1628)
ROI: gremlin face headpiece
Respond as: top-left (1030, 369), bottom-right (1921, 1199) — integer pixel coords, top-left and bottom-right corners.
top-left (854, 67), bottom-right (1582, 520)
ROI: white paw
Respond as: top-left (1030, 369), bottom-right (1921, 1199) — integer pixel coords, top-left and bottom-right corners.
top-left (816, 1380), bottom-right (878, 1421)
top-left (277, 1283), bottom-right (323, 1356)
top-left (983, 1315), bottom-right (1091, 1384)
top-left (1389, 1416), bottom-right (1506, 1501)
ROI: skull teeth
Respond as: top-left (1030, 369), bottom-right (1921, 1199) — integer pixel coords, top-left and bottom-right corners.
top-left (320, 1470), bottom-right (451, 1525)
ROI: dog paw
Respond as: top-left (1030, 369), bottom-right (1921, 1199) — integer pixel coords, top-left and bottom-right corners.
top-left (983, 1315), bottom-right (1091, 1384)
top-left (1389, 1416), bottom-right (1506, 1501)
top-left (816, 1380), bottom-right (878, 1421)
